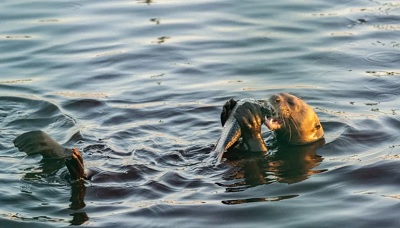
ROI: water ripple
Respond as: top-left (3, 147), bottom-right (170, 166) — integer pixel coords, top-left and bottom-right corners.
top-left (2, 0), bottom-right (400, 227)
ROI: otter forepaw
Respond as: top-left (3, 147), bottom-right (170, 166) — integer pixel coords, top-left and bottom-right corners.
top-left (65, 148), bottom-right (85, 181)
top-left (221, 98), bottom-right (237, 126)
top-left (234, 102), bottom-right (263, 135)
top-left (234, 102), bottom-right (267, 152)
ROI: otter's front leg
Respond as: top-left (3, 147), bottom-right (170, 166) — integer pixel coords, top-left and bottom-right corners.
top-left (234, 102), bottom-right (267, 152)
top-left (65, 148), bottom-right (86, 181)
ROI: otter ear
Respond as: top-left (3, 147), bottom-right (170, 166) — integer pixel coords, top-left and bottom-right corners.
top-left (315, 123), bottom-right (321, 130)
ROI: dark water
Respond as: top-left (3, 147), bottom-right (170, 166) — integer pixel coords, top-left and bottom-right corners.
top-left (1, 0), bottom-right (400, 227)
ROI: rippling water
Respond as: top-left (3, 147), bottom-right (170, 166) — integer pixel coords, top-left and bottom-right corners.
top-left (2, 0), bottom-right (400, 227)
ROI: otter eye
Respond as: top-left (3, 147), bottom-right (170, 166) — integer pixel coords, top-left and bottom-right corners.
top-left (315, 124), bottom-right (321, 130)
top-left (287, 99), bottom-right (294, 106)
top-left (275, 98), bottom-right (281, 103)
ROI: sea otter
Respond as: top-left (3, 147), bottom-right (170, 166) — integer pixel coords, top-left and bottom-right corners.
top-left (216, 93), bottom-right (324, 161)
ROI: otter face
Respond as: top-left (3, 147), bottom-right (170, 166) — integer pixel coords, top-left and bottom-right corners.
top-left (265, 93), bottom-right (324, 145)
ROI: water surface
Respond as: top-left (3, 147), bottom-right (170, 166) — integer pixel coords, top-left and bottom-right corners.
top-left (1, 0), bottom-right (400, 227)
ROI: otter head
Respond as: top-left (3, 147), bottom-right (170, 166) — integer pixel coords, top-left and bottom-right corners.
top-left (264, 93), bottom-right (324, 145)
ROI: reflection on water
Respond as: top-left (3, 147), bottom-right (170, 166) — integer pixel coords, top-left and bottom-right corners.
top-left (220, 138), bottom-right (326, 204)
top-left (138, 0), bottom-right (155, 5)
top-left (266, 139), bottom-right (326, 184)
top-left (70, 211), bottom-right (89, 226)
top-left (69, 181), bottom-right (86, 211)
top-left (22, 159), bottom-right (66, 182)
top-left (69, 181), bottom-right (88, 225)
top-left (222, 194), bottom-right (298, 205)
top-left (19, 157), bottom-right (88, 225)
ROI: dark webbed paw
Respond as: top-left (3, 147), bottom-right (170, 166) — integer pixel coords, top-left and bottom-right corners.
top-left (234, 102), bottom-right (263, 135)
top-left (221, 98), bottom-right (237, 126)
top-left (233, 102), bottom-right (267, 152)
top-left (65, 148), bottom-right (85, 181)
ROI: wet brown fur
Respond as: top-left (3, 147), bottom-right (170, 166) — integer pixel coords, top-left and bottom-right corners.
top-left (268, 93), bottom-right (324, 145)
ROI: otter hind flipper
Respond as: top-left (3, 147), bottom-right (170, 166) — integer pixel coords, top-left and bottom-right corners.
top-left (65, 148), bottom-right (85, 180)
top-left (14, 130), bottom-right (72, 159)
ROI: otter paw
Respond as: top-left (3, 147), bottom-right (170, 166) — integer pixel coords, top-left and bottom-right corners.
top-left (65, 148), bottom-right (85, 181)
top-left (221, 98), bottom-right (237, 126)
top-left (234, 102), bottom-right (263, 136)
top-left (234, 102), bottom-right (267, 152)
